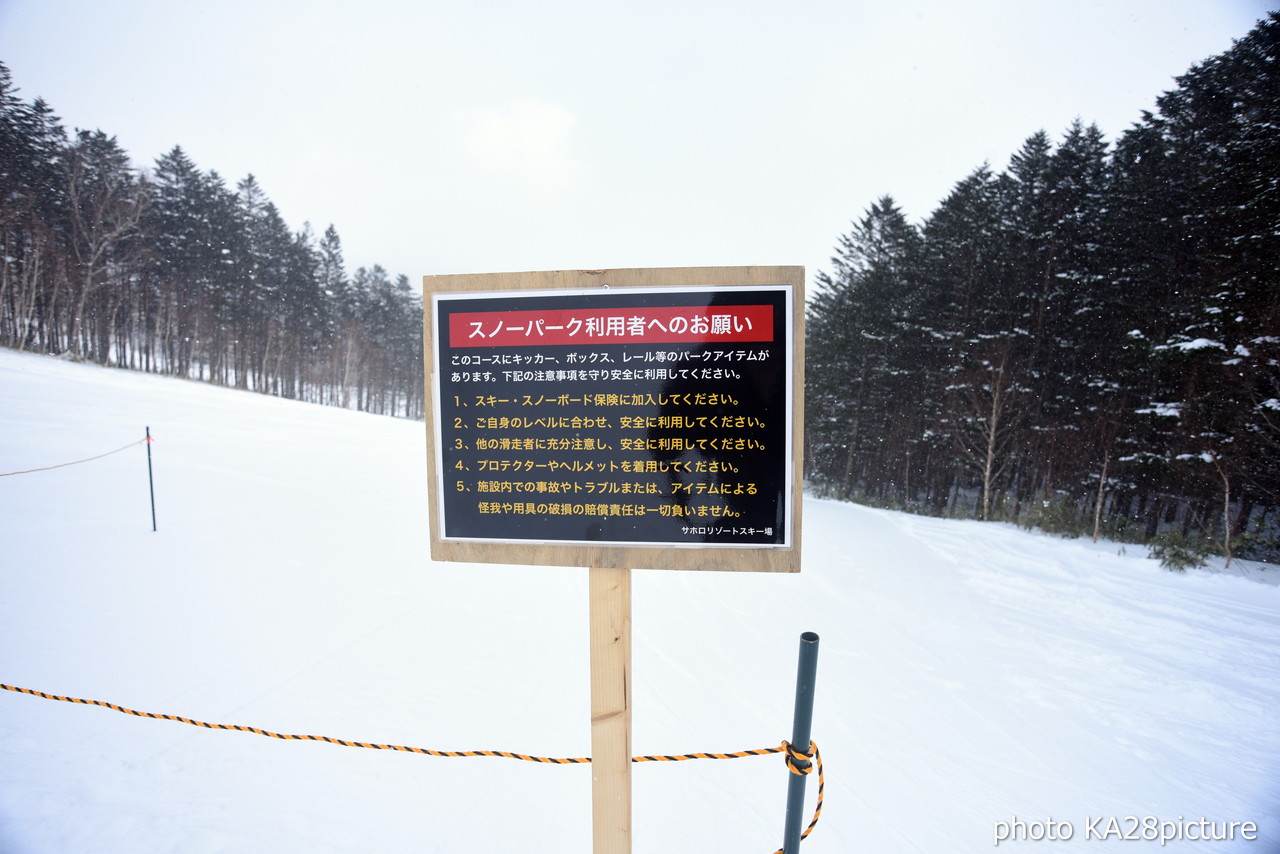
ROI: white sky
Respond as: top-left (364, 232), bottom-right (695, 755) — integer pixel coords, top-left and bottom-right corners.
top-left (0, 0), bottom-right (1272, 291)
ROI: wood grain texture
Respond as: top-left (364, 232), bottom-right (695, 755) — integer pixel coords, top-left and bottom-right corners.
top-left (589, 566), bottom-right (632, 853)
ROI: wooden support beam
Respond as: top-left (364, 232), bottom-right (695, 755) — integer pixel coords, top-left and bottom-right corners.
top-left (589, 566), bottom-right (632, 853)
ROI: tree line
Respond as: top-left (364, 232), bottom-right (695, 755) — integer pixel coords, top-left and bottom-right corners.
top-left (0, 62), bottom-right (423, 418)
top-left (805, 15), bottom-right (1280, 562)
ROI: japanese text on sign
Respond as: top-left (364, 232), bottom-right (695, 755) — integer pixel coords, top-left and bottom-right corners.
top-left (432, 286), bottom-right (793, 549)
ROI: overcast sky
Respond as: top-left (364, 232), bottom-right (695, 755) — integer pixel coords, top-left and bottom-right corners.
top-left (0, 1), bottom-right (1272, 291)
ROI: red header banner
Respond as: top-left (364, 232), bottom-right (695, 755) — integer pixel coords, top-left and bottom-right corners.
top-left (448, 304), bottom-right (774, 348)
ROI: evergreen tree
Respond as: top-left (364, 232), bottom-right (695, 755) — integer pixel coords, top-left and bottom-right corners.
top-left (0, 66), bottom-right (68, 353)
top-left (1143, 14), bottom-right (1280, 543)
top-left (806, 196), bottom-right (922, 498)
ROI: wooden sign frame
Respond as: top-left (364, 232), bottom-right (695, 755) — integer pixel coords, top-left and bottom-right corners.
top-left (422, 265), bottom-right (805, 574)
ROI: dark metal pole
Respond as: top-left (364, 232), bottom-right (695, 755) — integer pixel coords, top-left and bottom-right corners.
top-left (145, 426), bottom-right (156, 532)
top-left (783, 631), bottom-right (820, 853)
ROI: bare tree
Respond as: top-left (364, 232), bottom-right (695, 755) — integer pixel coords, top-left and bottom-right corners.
top-left (952, 344), bottom-right (1027, 521)
top-left (65, 130), bottom-right (148, 357)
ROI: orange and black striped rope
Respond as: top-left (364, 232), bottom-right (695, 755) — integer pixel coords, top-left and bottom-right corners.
top-left (0, 682), bottom-right (589, 762)
top-left (2, 681), bottom-right (823, 846)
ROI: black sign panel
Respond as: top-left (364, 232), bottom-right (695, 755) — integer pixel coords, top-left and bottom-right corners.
top-left (432, 286), bottom-right (793, 548)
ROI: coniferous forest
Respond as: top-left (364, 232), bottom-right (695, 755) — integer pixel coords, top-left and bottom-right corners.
top-left (806, 15), bottom-right (1280, 561)
top-left (2, 16), bottom-right (1279, 560)
top-left (0, 63), bottom-right (423, 418)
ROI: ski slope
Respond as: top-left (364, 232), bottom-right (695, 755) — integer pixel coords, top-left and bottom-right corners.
top-left (1, 348), bottom-right (1277, 852)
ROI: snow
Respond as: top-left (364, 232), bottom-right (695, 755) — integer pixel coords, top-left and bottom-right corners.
top-left (1, 348), bottom-right (1278, 852)
top-left (1137, 402), bottom-right (1183, 418)
top-left (1164, 338), bottom-right (1227, 352)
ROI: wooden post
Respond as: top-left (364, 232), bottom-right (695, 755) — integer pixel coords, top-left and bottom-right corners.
top-left (589, 566), bottom-right (632, 853)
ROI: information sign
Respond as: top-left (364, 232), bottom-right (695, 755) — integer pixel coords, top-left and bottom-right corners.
top-left (423, 267), bottom-right (803, 572)
top-left (421, 266), bottom-right (806, 853)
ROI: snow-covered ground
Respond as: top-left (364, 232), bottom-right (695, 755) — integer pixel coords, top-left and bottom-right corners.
top-left (1, 348), bottom-right (1277, 853)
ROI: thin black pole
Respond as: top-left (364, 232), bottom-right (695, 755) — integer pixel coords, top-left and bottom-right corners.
top-left (145, 426), bottom-right (156, 532)
top-left (783, 631), bottom-right (820, 854)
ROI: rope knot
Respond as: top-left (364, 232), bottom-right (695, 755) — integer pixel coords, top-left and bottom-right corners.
top-left (782, 739), bottom-right (814, 776)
